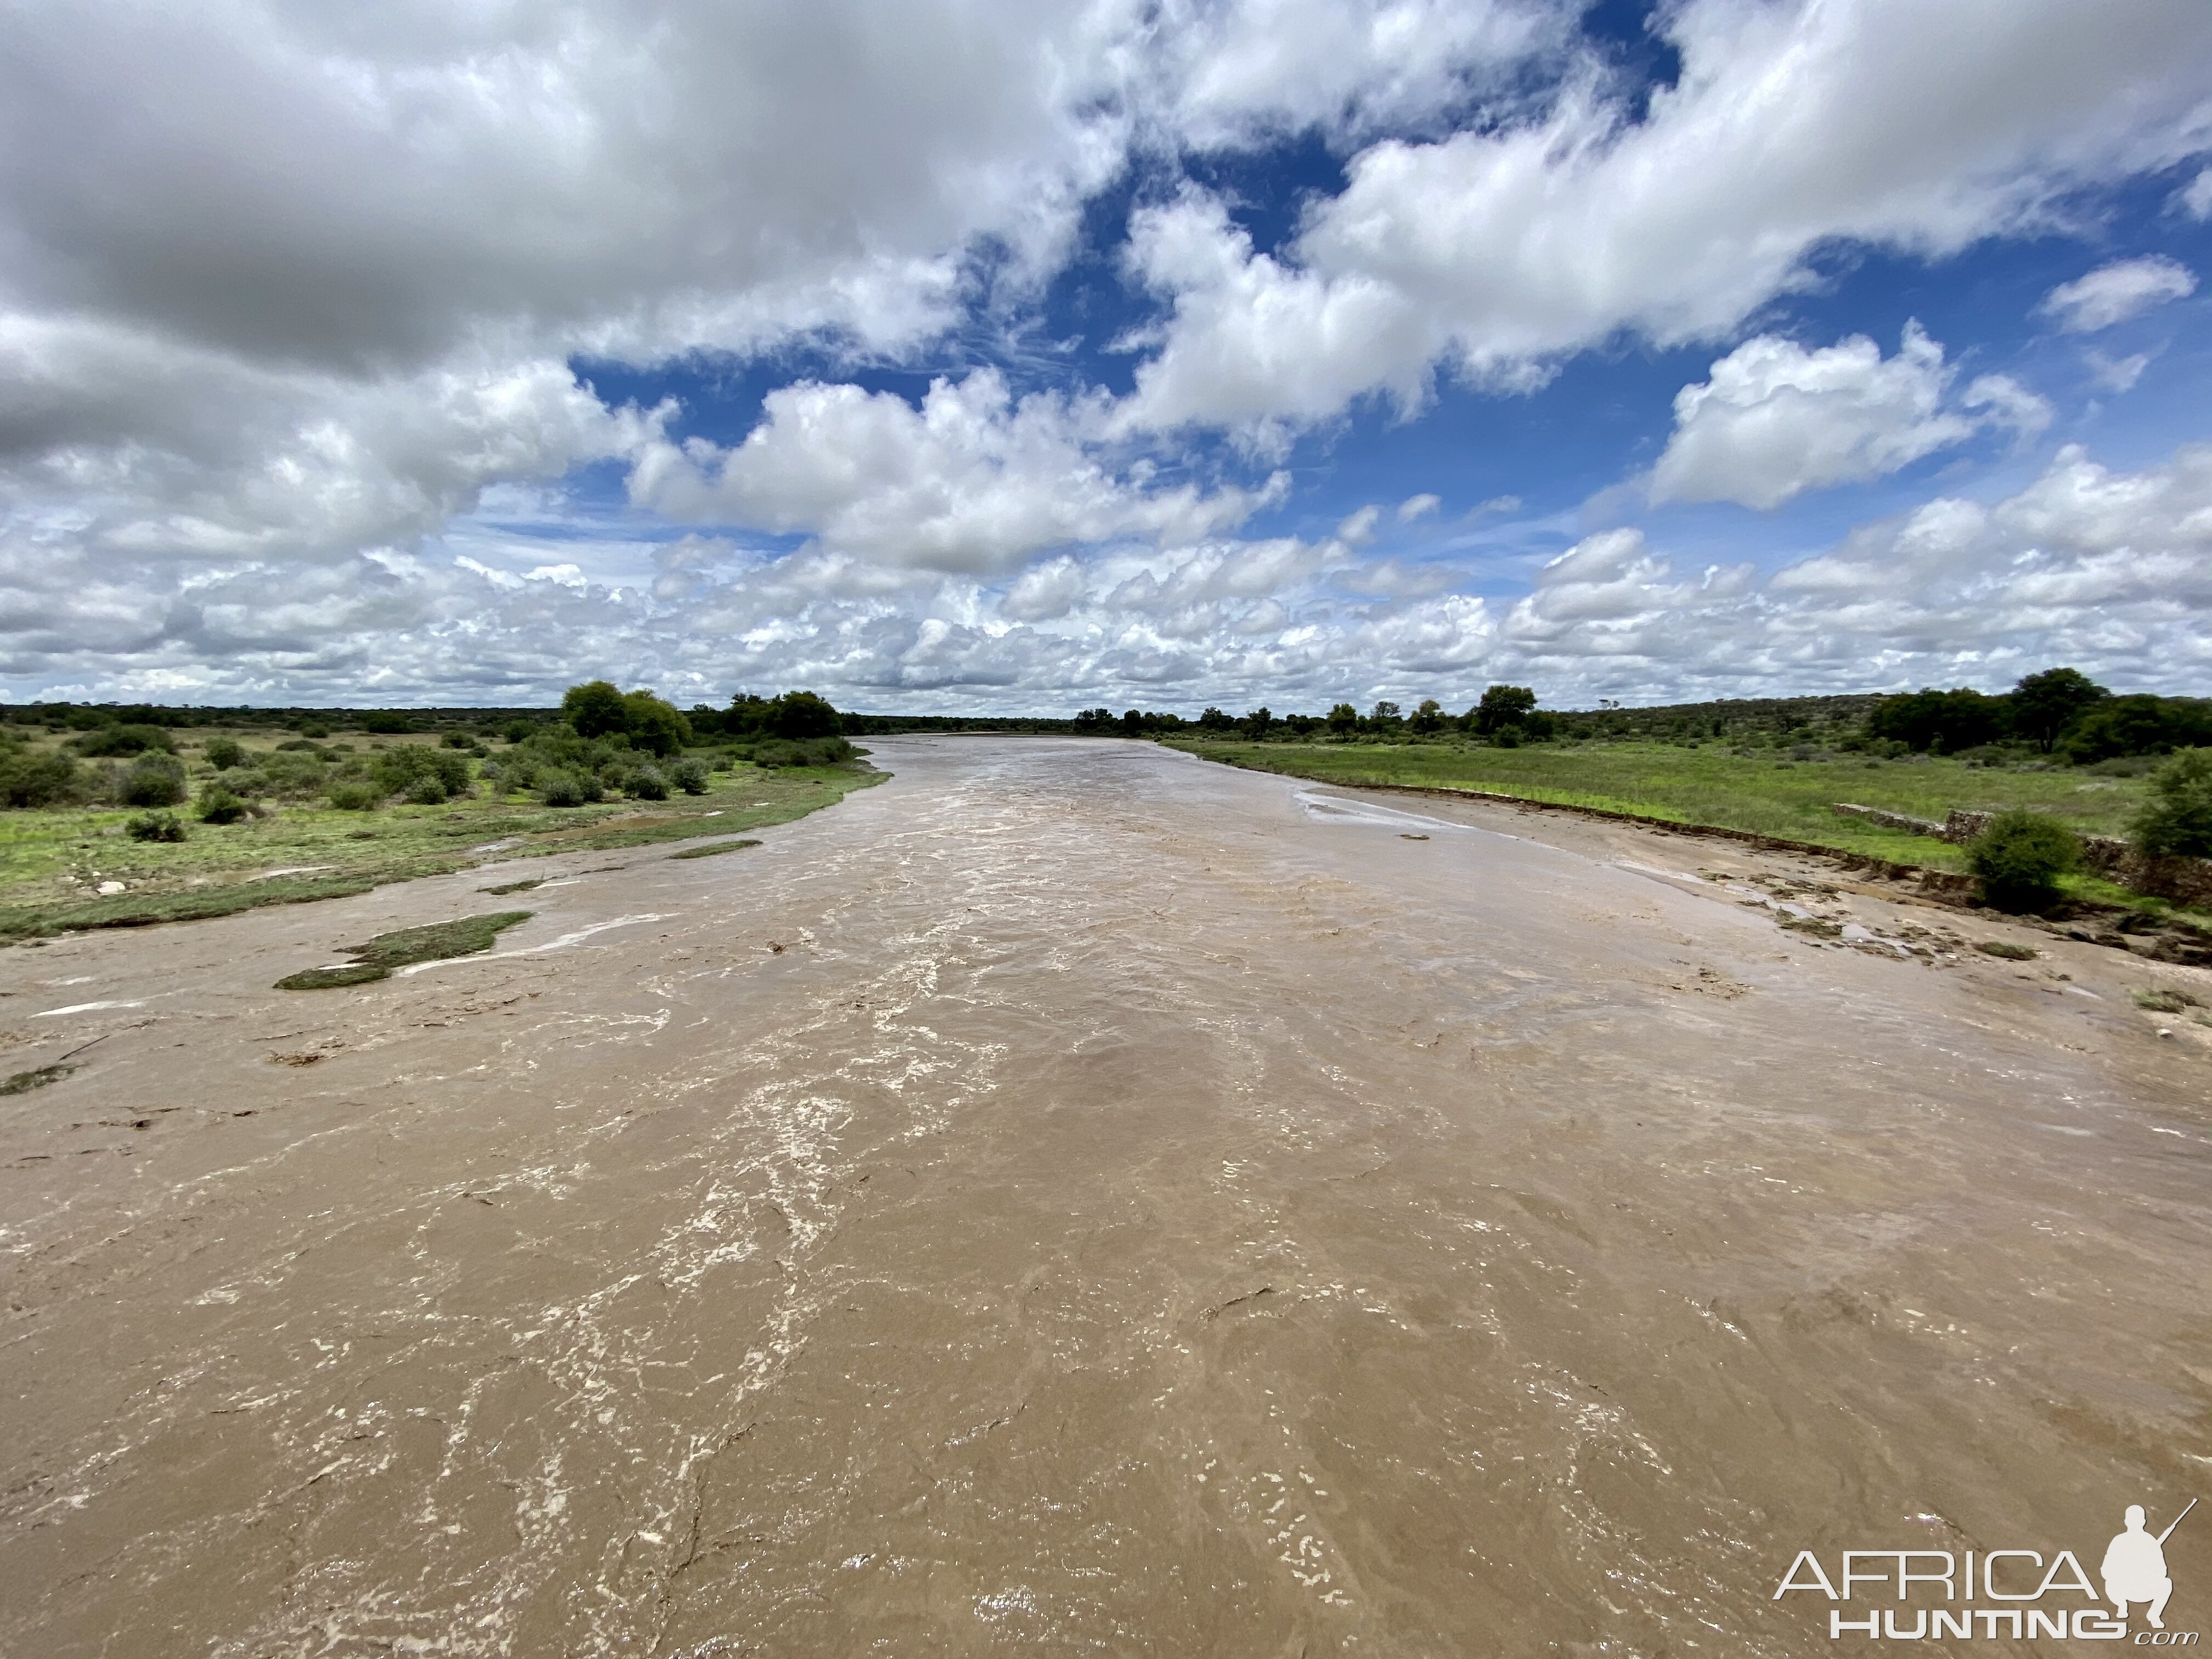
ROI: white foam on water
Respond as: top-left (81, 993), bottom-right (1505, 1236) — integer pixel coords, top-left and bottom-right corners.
top-left (396, 914), bottom-right (673, 975)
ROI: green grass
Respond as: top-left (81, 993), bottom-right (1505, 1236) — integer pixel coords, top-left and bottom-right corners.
top-left (0, 1062), bottom-right (78, 1096)
top-left (1169, 739), bottom-right (2152, 877)
top-left (275, 910), bottom-right (534, 990)
top-left (667, 838), bottom-right (762, 860)
top-left (0, 760), bottom-right (883, 940)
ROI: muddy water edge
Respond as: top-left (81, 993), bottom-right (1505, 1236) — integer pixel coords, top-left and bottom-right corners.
top-left (2, 736), bottom-right (2209, 1656)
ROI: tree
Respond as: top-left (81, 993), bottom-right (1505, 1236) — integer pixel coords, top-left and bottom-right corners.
top-left (2009, 667), bottom-right (2107, 752)
top-left (620, 690), bottom-right (692, 757)
top-left (2064, 696), bottom-right (2212, 763)
top-left (1865, 687), bottom-right (2004, 753)
top-left (1242, 707), bottom-right (1274, 737)
top-left (1197, 706), bottom-right (1237, 732)
top-left (562, 680), bottom-right (628, 738)
top-left (1408, 698), bottom-right (1444, 735)
top-left (1473, 684), bottom-right (1538, 735)
top-left (1369, 700), bottom-right (1402, 729)
top-left (2132, 748), bottom-right (2212, 859)
top-left (1326, 702), bottom-right (1359, 736)
top-left (768, 691), bottom-right (843, 740)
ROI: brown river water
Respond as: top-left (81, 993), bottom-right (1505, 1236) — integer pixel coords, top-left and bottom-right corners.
top-left (3, 737), bottom-right (2210, 1656)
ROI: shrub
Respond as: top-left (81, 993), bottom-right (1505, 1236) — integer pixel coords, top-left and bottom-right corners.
top-left (205, 736), bottom-right (245, 770)
top-left (404, 777), bottom-right (449, 805)
top-left (2131, 748), bottom-right (2212, 859)
top-left (0, 751), bottom-right (81, 808)
top-left (326, 781), bottom-right (381, 810)
top-left (627, 766), bottom-right (670, 800)
top-left (671, 757), bottom-right (710, 794)
top-left (537, 770), bottom-right (601, 807)
top-left (369, 744), bottom-right (470, 799)
top-left (196, 787), bottom-right (248, 825)
top-left (441, 731), bottom-right (475, 749)
top-left (126, 810), bottom-right (188, 842)
top-left (751, 736), bottom-right (856, 768)
top-left (77, 722), bottom-right (175, 758)
top-left (298, 721), bottom-right (331, 739)
top-left (1966, 810), bottom-right (2081, 912)
top-left (243, 751), bottom-right (330, 799)
top-left (501, 720), bottom-right (534, 744)
top-left (120, 753), bottom-right (188, 807)
top-left (360, 712), bottom-right (415, 734)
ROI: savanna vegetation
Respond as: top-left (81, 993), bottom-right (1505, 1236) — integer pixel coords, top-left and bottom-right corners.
top-left (1160, 667), bottom-right (2212, 917)
top-left (0, 685), bottom-right (881, 939)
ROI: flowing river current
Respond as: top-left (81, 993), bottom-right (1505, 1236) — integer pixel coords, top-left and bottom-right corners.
top-left (3, 737), bottom-right (2209, 1655)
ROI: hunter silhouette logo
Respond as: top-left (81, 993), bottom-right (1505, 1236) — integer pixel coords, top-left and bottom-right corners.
top-left (1775, 1496), bottom-right (2201, 1642)
top-left (2106, 1500), bottom-right (2192, 1630)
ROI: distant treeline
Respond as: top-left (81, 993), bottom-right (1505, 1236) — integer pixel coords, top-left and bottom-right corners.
top-left (3, 665), bottom-right (2207, 765)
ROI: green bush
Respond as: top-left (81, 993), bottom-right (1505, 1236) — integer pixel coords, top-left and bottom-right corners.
top-left (0, 750), bottom-right (81, 808)
top-left (126, 810), bottom-right (188, 842)
top-left (627, 766), bottom-right (670, 800)
top-left (326, 780), bottom-right (381, 810)
top-left (752, 735), bottom-right (856, 769)
top-left (2131, 747), bottom-right (2212, 859)
top-left (76, 723), bottom-right (174, 758)
top-left (538, 770), bottom-right (601, 807)
top-left (204, 736), bottom-right (245, 770)
top-left (404, 776), bottom-right (449, 805)
top-left (1966, 809), bottom-right (2081, 912)
top-left (242, 751), bottom-right (330, 799)
top-left (369, 745), bottom-right (470, 799)
top-left (196, 787), bottom-right (248, 825)
top-left (671, 757), bottom-right (710, 794)
top-left (119, 753), bottom-right (188, 807)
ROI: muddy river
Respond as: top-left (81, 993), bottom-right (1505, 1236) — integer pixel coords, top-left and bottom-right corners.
top-left (3, 737), bottom-right (2209, 1655)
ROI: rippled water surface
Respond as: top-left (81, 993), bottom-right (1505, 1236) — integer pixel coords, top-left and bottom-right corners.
top-left (3, 738), bottom-right (2208, 1655)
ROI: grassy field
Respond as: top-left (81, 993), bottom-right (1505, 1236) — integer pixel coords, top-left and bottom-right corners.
top-left (1168, 739), bottom-right (2152, 873)
top-left (0, 749), bottom-right (882, 939)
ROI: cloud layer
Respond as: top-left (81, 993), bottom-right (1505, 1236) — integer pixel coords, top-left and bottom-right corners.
top-left (3, 0), bottom-right (2211, 707)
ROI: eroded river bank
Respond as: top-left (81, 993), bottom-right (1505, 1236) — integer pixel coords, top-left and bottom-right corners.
top-left (3, 737), bottom-right (2209, 1655)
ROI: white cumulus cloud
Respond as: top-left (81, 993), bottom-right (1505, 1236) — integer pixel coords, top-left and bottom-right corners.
top-left (1119, 0), bottom-right (2212, 434)
top-left (1652, 324), bottom-right (2049, 510)
top-left (630, 369), bottom-right (1288, 575)
top-left (2036, 255), bottom-right (2198, 332)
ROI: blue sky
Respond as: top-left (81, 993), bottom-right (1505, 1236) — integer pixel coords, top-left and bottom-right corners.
top-left (4, 0), bottom-right (2212, 713)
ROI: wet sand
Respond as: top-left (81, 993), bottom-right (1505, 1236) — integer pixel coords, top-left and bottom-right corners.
top-left (2, 736), bottom-right (2209, 1656)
